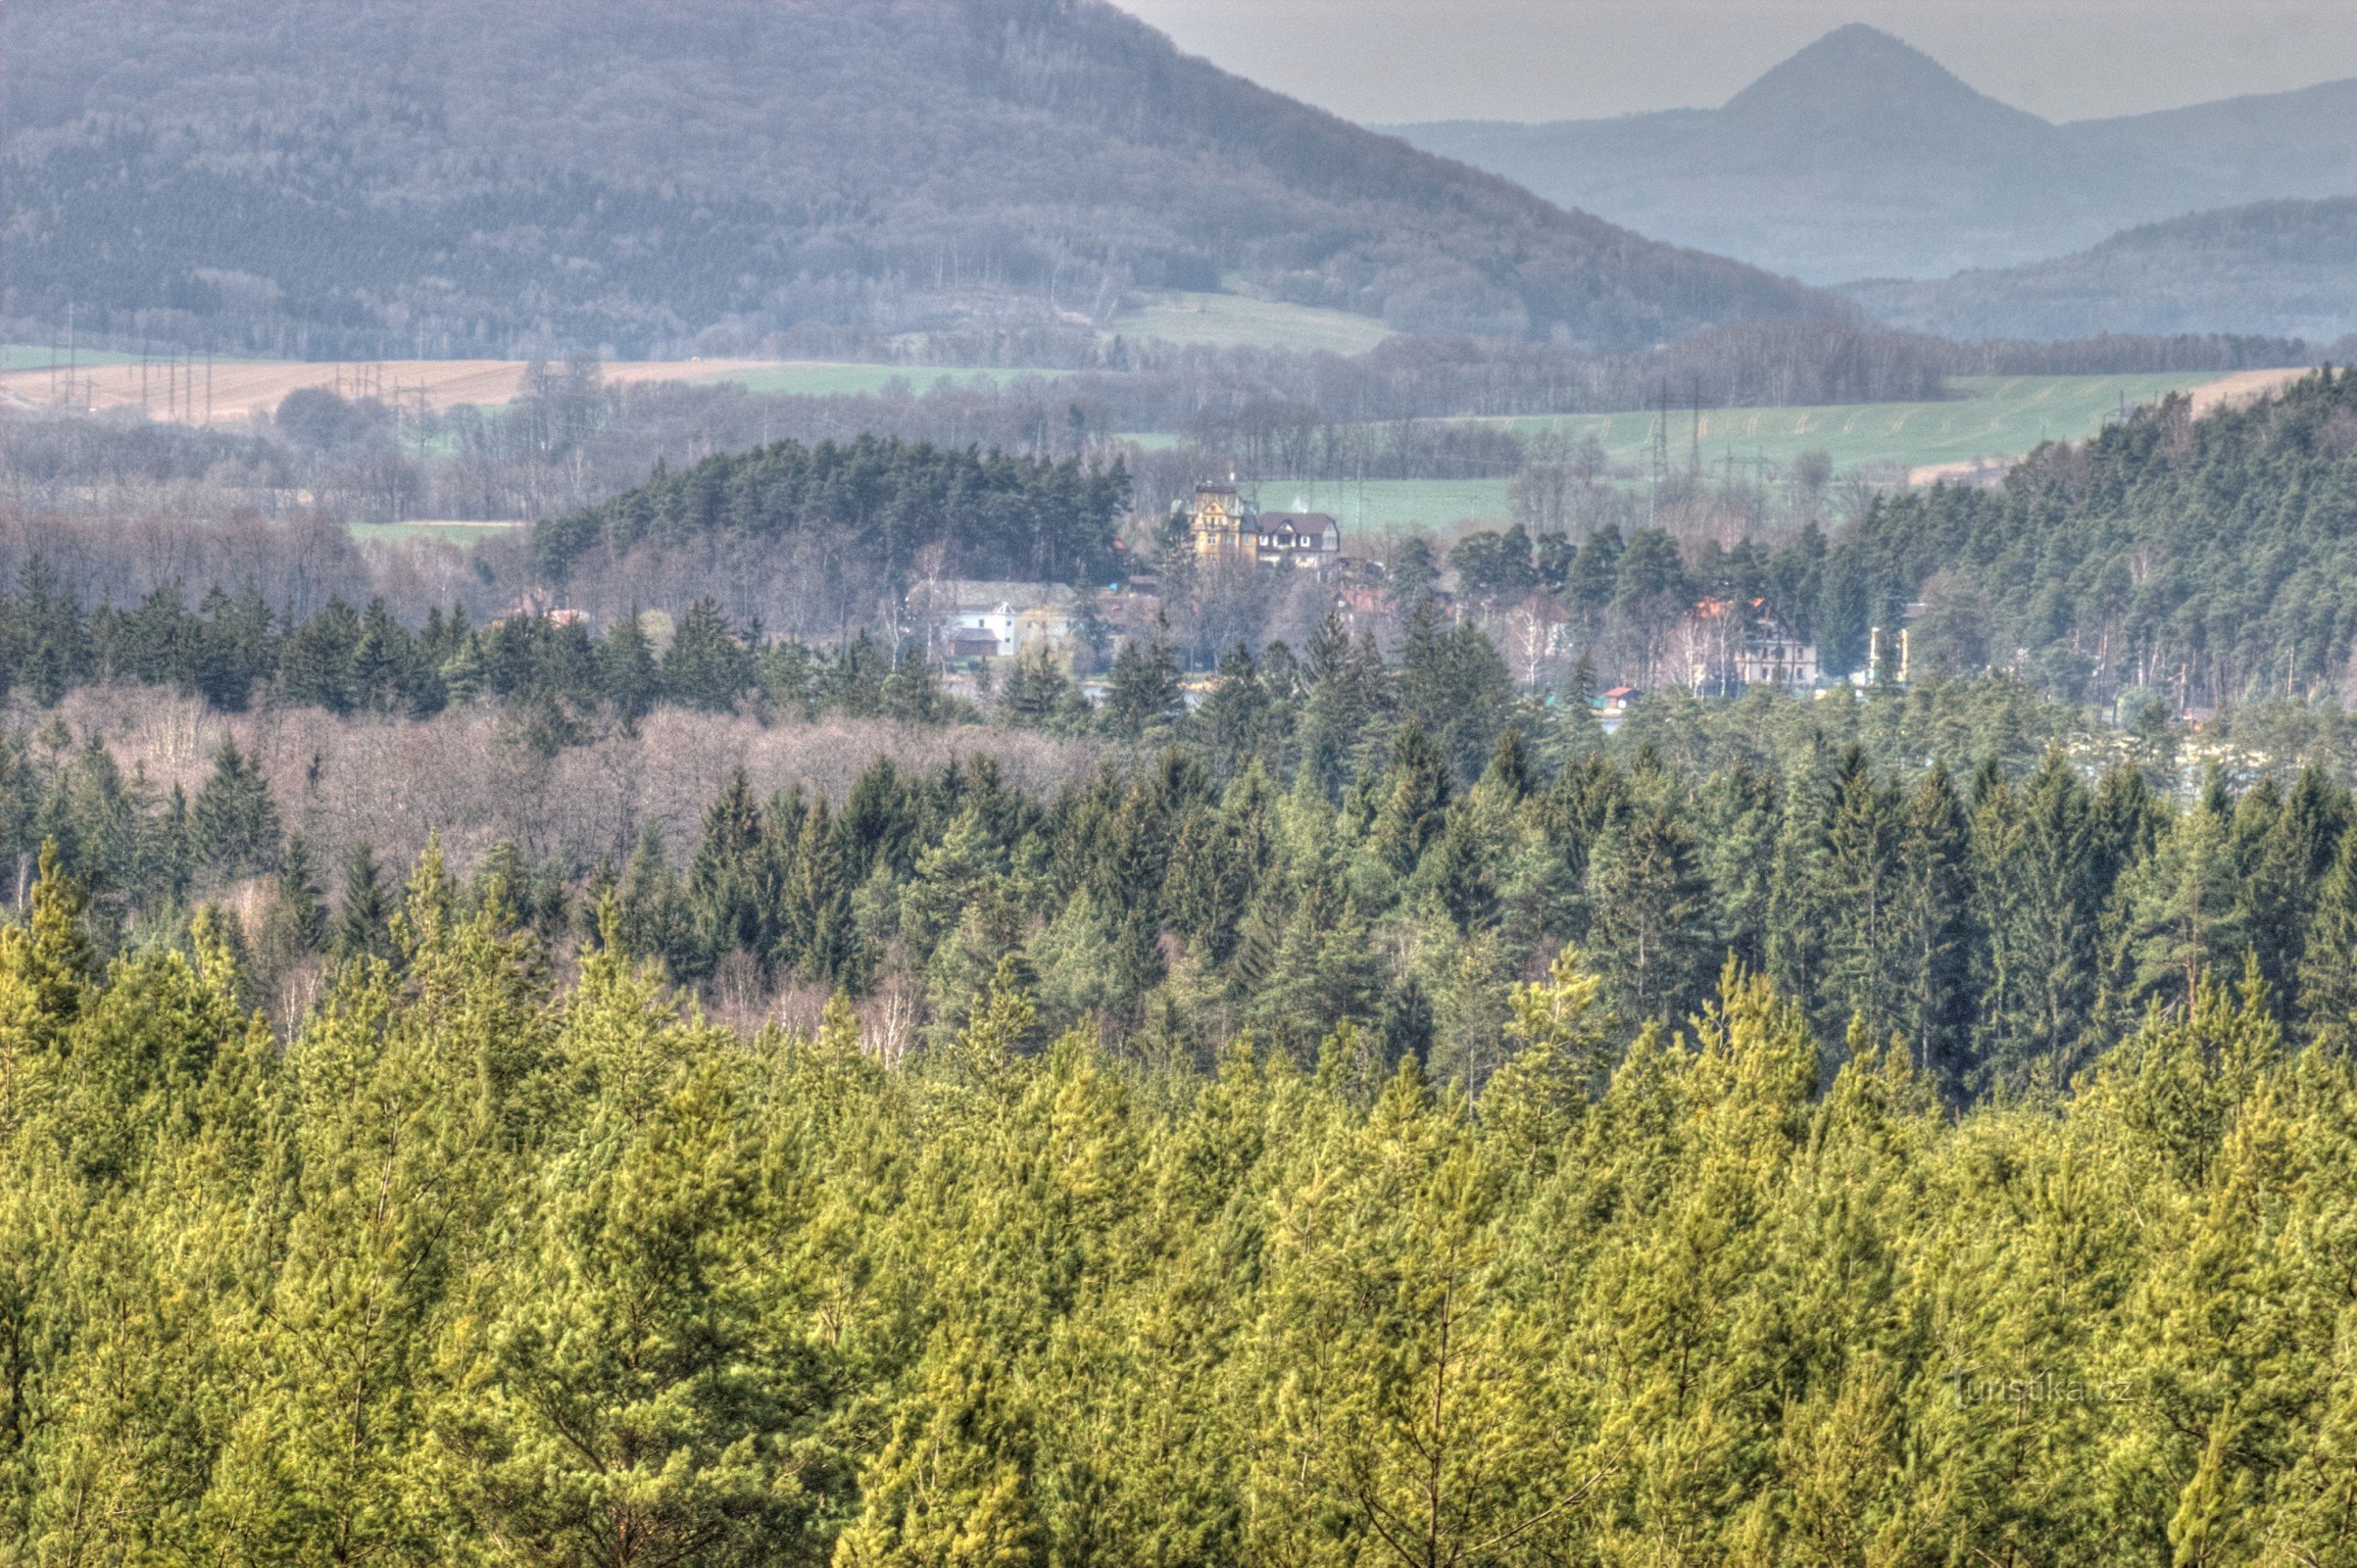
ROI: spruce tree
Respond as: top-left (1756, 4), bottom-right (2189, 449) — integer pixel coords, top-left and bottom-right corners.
top-left (2298, 823), bottom-right (2357, 1050)
top-left (1819, 745), bottom-right (1903, 1046)
top-left (190, 738), bottom-right (281, 882)
top-left (1370, 723), bottom-right (1451, 875)
top-left (600, 607), bottom-right (662, 721)
top-left (1103, 635), bottom-right (1181, 741)
top-left (662, 598), bottom-right (752, 712)
top-left (1587, 800), bottom-right (1716, 1027)
top-left (1894, 766), bottom-right (1978, 1091)
top-left (331, 841), bottom-right (391, 963)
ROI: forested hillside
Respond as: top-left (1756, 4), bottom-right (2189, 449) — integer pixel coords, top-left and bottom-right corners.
top-left (531, 435), bottom-right (1131, 590)
top-left (0, 0), bottom-right (1842, 357)
top-left (1835, 365), bottom-right (2357, 706)
top-left (1845, 197), bottom-right (2357, 342)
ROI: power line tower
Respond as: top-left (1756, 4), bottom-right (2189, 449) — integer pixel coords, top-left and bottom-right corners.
top-left (1690, 376), bottom-right (1702, 479)
top-left (1649, 380), bottom-right (1670, 527)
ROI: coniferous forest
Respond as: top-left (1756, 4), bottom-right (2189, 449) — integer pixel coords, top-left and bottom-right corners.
top-left (9, 580), bottom-right (2357, 1558)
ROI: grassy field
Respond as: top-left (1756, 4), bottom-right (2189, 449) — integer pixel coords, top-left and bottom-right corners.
top-left (346, 520), bottom-right (526, 547)
top-left (1233, 479), bottom-right (1518, 535)
top-left (0, 345), bottom-right (158, 370)
top-left (1206, 372), bottom-right (2294, 535)
top-left (1485, 372), bottom-right (2231, 477)
top-left (1108, 291), bottom-right (1397, 356)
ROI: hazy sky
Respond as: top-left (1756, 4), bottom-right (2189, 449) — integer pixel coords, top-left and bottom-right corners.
top-left (1110, 2), bottom-right (2357, 124)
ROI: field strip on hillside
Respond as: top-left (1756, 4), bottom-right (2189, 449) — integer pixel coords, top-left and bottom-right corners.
top-left (2187, 367), bottom-right (2311, 416)
top-left (1450, 371), bottom-right (2292, 480)
top-left (0, 355), bottom-right (1045, 426)
top-left (1106, 290), bottom-right (1399, 355)
top-left (1254, 370), bottom-right (2321, 534)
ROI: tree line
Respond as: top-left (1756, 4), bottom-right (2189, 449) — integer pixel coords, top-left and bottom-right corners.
top-left (1439, 366), bottom-right (2357, 695)
top-left (0, 564), bottom-right (987, 739)
top-left (20, 573), bottom-right (2357, 1117)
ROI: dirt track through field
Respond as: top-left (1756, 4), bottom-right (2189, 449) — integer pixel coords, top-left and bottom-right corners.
top-left (0, 357), bottom-right (791, 425)
top-left (2184, 366), bottom-right (2311, 416)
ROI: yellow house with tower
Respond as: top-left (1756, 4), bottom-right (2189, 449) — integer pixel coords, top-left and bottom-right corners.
top-left (1184, 481), bottom-right (1340, 570)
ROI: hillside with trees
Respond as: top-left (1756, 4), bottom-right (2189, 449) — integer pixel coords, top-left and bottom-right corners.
top-left (1392, 24), bottom-right (2357, 298)
top-left (1844, 197), bottom-right (2357, 343)
top-left (1821, 366), bottom-right (2357, 707)
top-left (0, 0), bottom-right (1845, 359)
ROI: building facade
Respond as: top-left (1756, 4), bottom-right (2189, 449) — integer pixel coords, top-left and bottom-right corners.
top-left (1186, 483), bottom-right (1342, 570)
top-left (1678, 597), bottom-right (1820, 696)
top-left (911, 580), bottom-right (1079, 662)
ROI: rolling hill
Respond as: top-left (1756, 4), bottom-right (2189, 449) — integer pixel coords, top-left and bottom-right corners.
top-left (0, 0), bottom-right (1845, 360)
top-left (1389, 24), bottom-right (2357, 291)
top-left (1846, 199), bottom-right (2357, 343)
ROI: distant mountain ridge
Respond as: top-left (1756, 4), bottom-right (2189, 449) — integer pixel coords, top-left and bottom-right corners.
top-left (0, 0), bottom-right (1847, 359)
top-left (1845, 197), bottom-right (2357, 343)
top-left (1388, 24), bottom-right (2357, 288)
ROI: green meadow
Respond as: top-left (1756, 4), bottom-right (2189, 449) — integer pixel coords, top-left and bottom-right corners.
top-left (346, 521), bottom-right (526, 547)
top-left (1108, 290), bottom-right (1399, 356)
top-left (0, 344), bottom-right (146, 370)
top-left (1228, 478), bottom-right (1518, 536)
top-left (1486, 371), bottom-right (2223, 475)
top-left (1184, 373), bottom-right (2242, 536)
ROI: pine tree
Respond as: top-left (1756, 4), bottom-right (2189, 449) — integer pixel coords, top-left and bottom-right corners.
top-left (2298, 822), bottom-right (2357, 1050)
top-left (780, 800), bottom-right (860, 991)
top-left (689, 768), bottom-right (769, 968)
top-left (1818, 745), bottom-right (1903, 1047)
top-left (277, 836), bottom-right (329, 952)
top-left (189, 737), bottom-right (281, 882)
top-left (1587, 800), bottom-right (1717, 1027)
top-left (663, 598), bottom-right (752, 712)
top-left (1974, 752), bottom-right (2105, 1086)
top-left (2121, 795), bottom-right (2245, 1014)
top-left (1370, 723), bottom-right (1451, 875)
top-left (1199, 642), bottom-right (1271, 778)
top-left (275, 598), bottom-right (362, 714)
top-left (439, 1063), bottom-right (837, 1565)
top-left (1894, 766), bottom-right (1978, 1091)
top-left (616, 824), bottom-right (699, 979)
top-left (998, 646), bottom-right (1079, 732)
top-left (329, 841), bottom-right (389, 961)
top-left (601, 607), bottom-right (662, 721)
top-left (349, 597), bottom-right (417, 712)
top-left (1103, 635), bottom-right (1181, 741)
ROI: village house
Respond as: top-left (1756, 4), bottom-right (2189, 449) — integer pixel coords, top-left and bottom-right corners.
top-left (1677, 597), bottom-right (1819, 696)
top-left (908, 579), bottom-right (1079, 663)
top-left (1184, 482), bottom-right (1343, 571)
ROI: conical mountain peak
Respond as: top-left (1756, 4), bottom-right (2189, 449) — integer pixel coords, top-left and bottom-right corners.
top-left (1722, 23), bottom-right (2052, 140)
